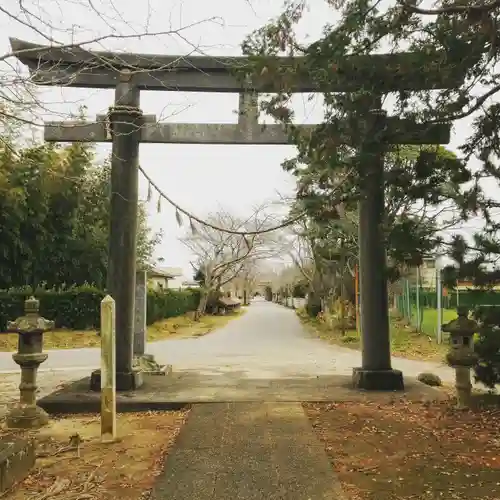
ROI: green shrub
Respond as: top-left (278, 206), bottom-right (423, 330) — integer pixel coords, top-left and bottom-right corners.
top-left (146, 288), bottom-right (200, 325)
top-left (0, 286), bottom-right (200, 331)
top-left (0, 285), bottom-right (105, 330)
top-left (341, 334), bottom-right (358, 344)
top-left (292, 283), bottom-right (307, 298)
top-left (472, 306), bottom-right (500, 389)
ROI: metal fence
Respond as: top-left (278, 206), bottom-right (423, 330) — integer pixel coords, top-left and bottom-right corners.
top-left (393, 270), bottom-right (500, 343)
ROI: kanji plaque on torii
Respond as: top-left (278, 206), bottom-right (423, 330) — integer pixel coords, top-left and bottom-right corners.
top-left (10, 37), bottom-right (468, 391)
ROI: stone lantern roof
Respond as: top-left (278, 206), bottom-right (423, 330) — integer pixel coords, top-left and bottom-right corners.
top-left (442, 306), bottom-right (477, 337)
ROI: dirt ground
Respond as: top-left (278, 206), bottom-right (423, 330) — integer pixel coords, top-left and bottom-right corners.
top-left (0, 309), bottom-right (244, 351)
top-left (304, 398), bottom-right (500, 500)
top-left (1, 409), bottom-right (189, 499)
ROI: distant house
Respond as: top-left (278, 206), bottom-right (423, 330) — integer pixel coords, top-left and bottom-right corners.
top-left (181, 279), bottom-right (201, 289)
top-left (406, 257), bottom-right (437, 290)
top-left (419, 258), bottom-right (437, 289)
top-left (147, 267), bottom-right (183, 291)
top-left (455, 280), bottom-right (500, 291)
top-left (165, 275), bottom-right (201, 290)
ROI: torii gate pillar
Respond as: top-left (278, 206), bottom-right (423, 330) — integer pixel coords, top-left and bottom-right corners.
top-left (90, 70), bottom-right (144, 391)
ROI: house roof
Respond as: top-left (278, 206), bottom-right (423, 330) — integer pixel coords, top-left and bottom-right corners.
top-left (182, 280), bottom-right (200, 287)
top-left (148, 266), bottom-right (183, 279)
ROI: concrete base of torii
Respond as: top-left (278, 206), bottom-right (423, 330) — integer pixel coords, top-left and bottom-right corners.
top-left (90, 369), bottom-right (144, 392)
top-left (352, 368), bottom-right (404, 391)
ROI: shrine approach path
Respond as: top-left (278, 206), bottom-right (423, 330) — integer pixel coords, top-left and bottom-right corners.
top-left (0, 298), bottom-right (458, 386)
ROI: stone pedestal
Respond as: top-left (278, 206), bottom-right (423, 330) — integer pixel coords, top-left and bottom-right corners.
top-left (454, 365), bottom-right (473, 410)
top-left (6, 404), bottom-right (49, 429)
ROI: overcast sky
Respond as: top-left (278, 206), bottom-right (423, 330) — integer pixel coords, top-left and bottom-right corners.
top-left (0, 0), bottom-right (488, 276)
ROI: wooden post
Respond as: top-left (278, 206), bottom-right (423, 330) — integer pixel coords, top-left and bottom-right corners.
top-left (101, 295), bottom-right (117, 443)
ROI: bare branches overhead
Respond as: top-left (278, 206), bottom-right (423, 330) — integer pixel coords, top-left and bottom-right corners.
top-left (0, 0), bottom-right (221, 128)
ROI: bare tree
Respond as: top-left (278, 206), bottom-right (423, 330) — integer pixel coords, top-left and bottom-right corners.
top-left (181, 208), bottom-right (275, 317)
top-left (0, 0), bottom-right (221, 132)
top-left (226, 257), bottom-right (265, 305)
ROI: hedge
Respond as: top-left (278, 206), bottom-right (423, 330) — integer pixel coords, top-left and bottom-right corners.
top-left (0, 285), bottom-right (200, 331)
top-left (146, 288), bottom-right (200, 325)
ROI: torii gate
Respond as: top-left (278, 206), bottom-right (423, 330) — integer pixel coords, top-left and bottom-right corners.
top-left (10, 38), bottom-right (467, 391)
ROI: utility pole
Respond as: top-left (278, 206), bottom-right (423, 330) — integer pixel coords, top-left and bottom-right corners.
top-left (437, 264), bottom-right (443, 344)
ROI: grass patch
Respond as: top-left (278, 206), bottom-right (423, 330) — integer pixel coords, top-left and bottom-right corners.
top-left (304, 399), bottom-right (500, 500)
top-left (147, 309), bottom-right (245, 342)
top-left (413, 307), bottom-right (457, 336)
top-left (298, 308), bottom-right (449, 362)
top-left (0, 309), bottom-right (246, 352)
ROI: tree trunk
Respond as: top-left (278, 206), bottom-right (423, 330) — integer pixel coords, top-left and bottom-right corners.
top-left (195, 288), bottom-right (209, 321)
top-left (340, 242), bottom-right (346, 335)
top-left (306, 289), bottom-right (322, 317)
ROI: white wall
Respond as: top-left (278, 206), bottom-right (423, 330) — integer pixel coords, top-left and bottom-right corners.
top-left (148, 276), bottom-right (168, 291)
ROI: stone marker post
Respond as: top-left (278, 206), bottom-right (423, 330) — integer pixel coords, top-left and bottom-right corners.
top-left (132, 270), bottom-right (167, 374)
top-left (100, 295), bottom-right (117, 443)
top-left (443, 307), bottom-right (478, 410)
top-left (5, 297), bottom-right (54, 429)
top-left (134, 270), bottom-right (147, 358)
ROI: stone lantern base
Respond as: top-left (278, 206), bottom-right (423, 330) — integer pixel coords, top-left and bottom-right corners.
top-left (352, 367), bottom-right (404, 391)
top-left (6, 404), bottom-right (49, 429)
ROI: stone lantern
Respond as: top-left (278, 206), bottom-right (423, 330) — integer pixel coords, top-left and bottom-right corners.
top-left (4, 296), bottom-right (55, 428)
top-left (442, 306), bottom-right (478, 409)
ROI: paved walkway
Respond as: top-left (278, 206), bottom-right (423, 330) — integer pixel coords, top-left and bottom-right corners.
top-left (152, 402), bottom-right (346, 500)
top-left (1, 300), bottom-right (462, 412)
top-left (0, 299), bottom-right (455, 382)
